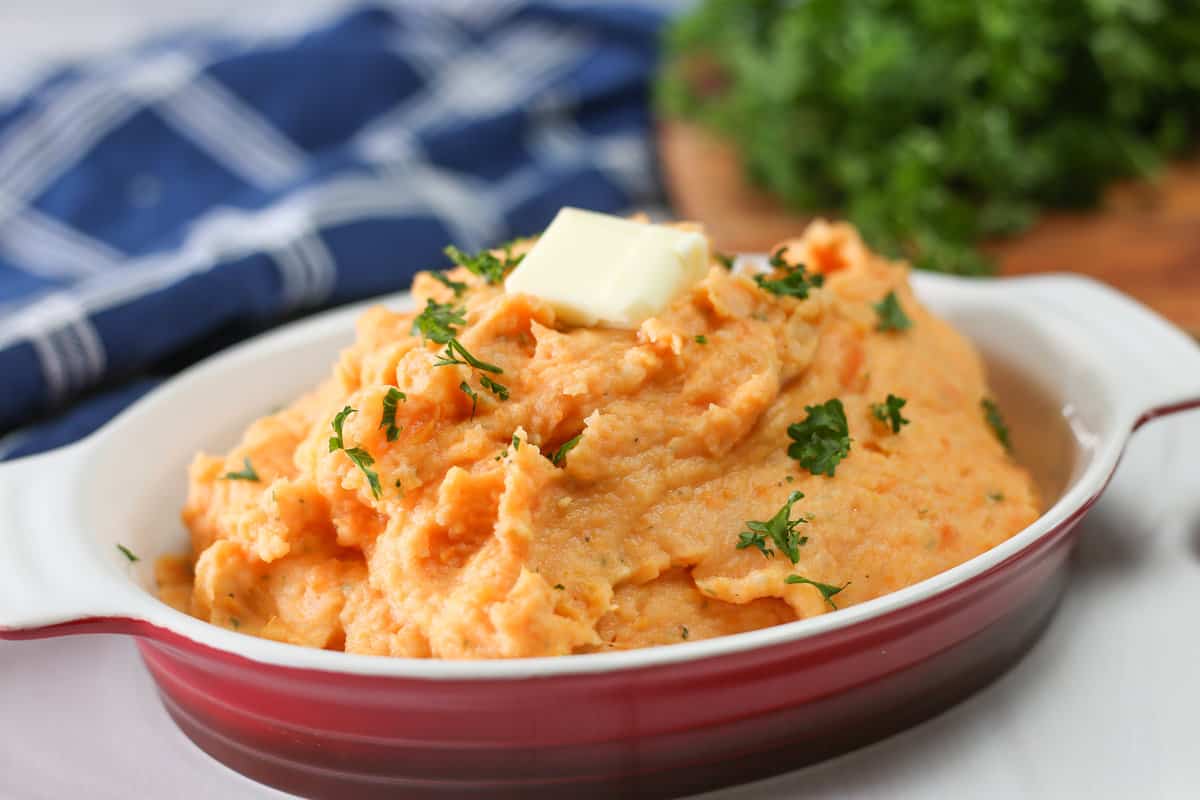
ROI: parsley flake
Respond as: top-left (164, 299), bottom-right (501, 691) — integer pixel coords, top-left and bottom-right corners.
top-left (343, 447), bottom-right (382, 499)
top-left (434, 339), bottom-right (503, 374)
top-left (116, 544), bottom-right (139, 563)
top-left (431, 271), bottom-right (469, 297)
top-left (551, 434), bottom-right (582, 467)
top-left (715, 252), bottom-right (735, 270)
top-left (380, 388), bottom-right (406, 442)
top-left (754, 248), bottom-right (825, 298)
top-left (479, 374), bottom-right (509, 401)
top-left (328, 407), bottom-right (382, 499)
top-left (981, 398), bottom-right (1011, 451)
top-left (737, 490), bottom-right (809, 563)
top-left (221, 457), bottom-right (260, 482)
top-left (329, 405), bottom-right (356, 452)
top-left (785, 575), bottom-right (849, 608)
top-left (412, 299), bottom-right (466, 344)
top-left (988, 491), bottom-right (1005, 502)
top-left (873, 291), bottom-right (912, 332)
top-left (695, 334), bottom-right (708, 344)
top-left (511, 433), bottom-right (521, 451)
top-left (413, 294), bottom-right (509, 403)
top-left (870, 394), bottom-right (910, 434)
top-left (787, 399), bottom-right (852, 476)
top-left (444, 244), bottom-right (523, 285)
top-left (681, 625), bottom-right (690, 640)
top-left (460, 381), bottom-right (479, 419)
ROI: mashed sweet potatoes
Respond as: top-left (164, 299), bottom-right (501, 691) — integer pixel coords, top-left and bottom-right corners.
top-left (160, 220), bottom-right (1039, 658)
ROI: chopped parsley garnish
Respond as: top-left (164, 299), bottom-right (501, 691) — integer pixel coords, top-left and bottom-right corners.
top-left (694, 334), bottom-right (708, 344)
top-left (479, 374), bottom-right (509, 400)
top-left (434, 338), bottom-right (503, 374)
top-left (444, 244), bottom-right (523, 285)
top-left (873, 291), bottom-right (912, 332)
top-left (460, 381), bottom-right (479, 419)
top-left (116, 544), bottom-right (139, 563)
top-left (412, 298), bottom-right (466, 344)
top-left (870, 394), bottom-right (910, 434)
top-left (343, 447), bottom-right (382, 499)
top-left (380, 388), bottom-right (406, 442)
top-left (785, 575), bottom-right (849, 609)
top-left (431, 271), bottom-right (468, 297)
top-left (681, 625), bottom-right (690, 640)
top-left (787, 399), bottom-right (852, 476)
top-left (328, 405), bottom-right (356, 452)
top-left (988, 491), bottom-right (1005, 502)
top-left (981, 398), bottom-right (1011, 451)
top-left (328, 407), bottom-right (382, 498)
top-left (715, 252), bottom-right (735, 270)
top-left (511, 433), bottom-right (521, 451)
top-left (551, 434), bottom-right (582, 467)
top-left (220, 457), bottom-right (260, 482)
top-left (414, 294), bottom-right (509, 406)
top-left (754, 248), bottom-right (825, 299)
top-left (736, 490), bottom-right (809, 563)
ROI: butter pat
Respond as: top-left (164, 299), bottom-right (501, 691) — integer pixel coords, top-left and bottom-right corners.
top-left (505, 207), bottom-right (709, 328)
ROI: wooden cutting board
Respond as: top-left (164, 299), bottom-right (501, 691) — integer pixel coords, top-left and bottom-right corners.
top-left (658, 120), bottom-right (1200, 337)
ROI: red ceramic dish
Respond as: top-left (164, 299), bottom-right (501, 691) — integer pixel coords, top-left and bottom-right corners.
top-left (2, 273), bottom-right (1199, 798)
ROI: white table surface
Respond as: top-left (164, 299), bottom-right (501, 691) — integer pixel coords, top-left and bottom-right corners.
top-left (3, 4), bottom-right (1200, 798)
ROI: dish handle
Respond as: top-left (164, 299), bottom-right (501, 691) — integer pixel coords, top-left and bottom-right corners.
top-left (0, 445), bottom-right (145, 639)
top-left (1009, 274), bottom-right (1200, 429)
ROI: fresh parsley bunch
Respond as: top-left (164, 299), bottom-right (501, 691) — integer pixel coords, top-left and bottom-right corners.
top-left (657, 0), bottom-right (1200, 274)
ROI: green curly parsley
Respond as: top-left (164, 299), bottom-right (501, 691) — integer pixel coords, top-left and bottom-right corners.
top-left (754, 248), bottom-right (824, 299)
top-left (444, 244), bottom-right (523, 285)
top-left (658, 1), bottom-right (1200, 274)
top-left (736, 490), bottom-right (810, 563)
top-left (787, 399), bottom-right (852, 476)
top-left (871, 394), bottom-right (910, 434)
top-left (411, 299), bottom-right (465, 345)
top-left (414, 298), bottom-right (509, 404)
top-left (873, 291), bottom-right (912, 332)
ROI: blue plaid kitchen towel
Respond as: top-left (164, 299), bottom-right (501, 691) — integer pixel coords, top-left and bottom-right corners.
top-left (0, 1), bottom-right (669, 459)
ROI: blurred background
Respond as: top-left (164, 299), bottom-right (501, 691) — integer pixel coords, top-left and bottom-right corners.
top-left (2, 0), bottom-right (1198, 458)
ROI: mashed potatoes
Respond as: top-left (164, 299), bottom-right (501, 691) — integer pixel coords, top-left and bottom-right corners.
top-left (160, 219), bottom-right (1039, 658)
